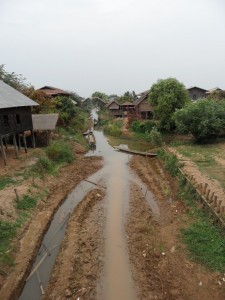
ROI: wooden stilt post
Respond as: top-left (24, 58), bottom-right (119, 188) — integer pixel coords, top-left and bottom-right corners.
top-left (18, 134), bottom-right (21, 151)
top-left (31, 130), bottom-right (36, 148)
top-left (23, 132), bottom-right (27, 153)
top-left (13, 134), bottom-right (18, 158)
top-left (0, 137), bottom-right (7, 165)
top-left (3, 137), bottom-right (7, 149)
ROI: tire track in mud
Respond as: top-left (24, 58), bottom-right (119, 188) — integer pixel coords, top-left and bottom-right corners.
top-left (44, 189), bottom-right (106, 299)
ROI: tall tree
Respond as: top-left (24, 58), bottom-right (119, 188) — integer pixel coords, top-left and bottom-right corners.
top-left (149, 78), bottom-right (190, 130)
top-left (91, 91), bottom-right (108, 101)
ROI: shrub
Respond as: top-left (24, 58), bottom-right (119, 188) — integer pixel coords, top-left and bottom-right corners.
top-left (46, 141), bottom-right (74, 163)
top-left (16, 195), bottom-right (37, 210)
top-left (103, 124), bottom-right (122, 137)
top-left (131, 120), bottom-right (155, 133)
top-left (157, 149), bottom-right (181, 177)
top-left (148, 127), bottom-right (162, 146)
top-left (32, 156), bottom-right (54, 175)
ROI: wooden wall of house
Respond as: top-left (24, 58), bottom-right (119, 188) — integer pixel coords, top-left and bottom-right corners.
top-left (189, 89), bottom-right (206, 101)
top-left (0, 106), bottom-right (33, 136)
top-left (109, 103), bottom-right (120, 110)
top-left (138, 99), bottom-right (152, 112)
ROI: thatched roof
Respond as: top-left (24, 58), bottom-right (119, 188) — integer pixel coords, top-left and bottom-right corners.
top-left (32, 114), bottom-right (59, 131)
top-left (0, 80), bottom-right (38, 109)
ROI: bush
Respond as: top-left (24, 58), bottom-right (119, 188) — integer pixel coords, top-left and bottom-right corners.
top-left (157, 149), bottom-right (181, 177)
top-left (103, 124), bottom-right (122, 137)
top-left (46, 141), bottom-right (74, 163)
top-left (148, 127), bottom-right (162, 146)
top-left (32, 156), bottom-right (55, 175)
top-left (131, 120), bottom-right (155, 133)
top-left (174, 99), bottom-right (225, 141)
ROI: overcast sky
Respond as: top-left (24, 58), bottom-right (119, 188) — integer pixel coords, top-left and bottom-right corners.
top-left (1, 0), bottom-right (225, 97)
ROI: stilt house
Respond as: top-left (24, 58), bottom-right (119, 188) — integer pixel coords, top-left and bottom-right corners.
top-left (0, 80), bottom-right (38, 164)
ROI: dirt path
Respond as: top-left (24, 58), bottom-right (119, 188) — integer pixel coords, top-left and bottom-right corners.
top-left (128, 156), bottom-right (225, 300)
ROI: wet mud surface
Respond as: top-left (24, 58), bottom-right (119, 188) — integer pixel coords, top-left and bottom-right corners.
top-left (44, 189), bottom-right (106, 300)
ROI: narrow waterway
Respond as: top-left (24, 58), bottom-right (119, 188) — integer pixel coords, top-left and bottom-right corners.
top-left (19, 116), bottom-right (159, 299)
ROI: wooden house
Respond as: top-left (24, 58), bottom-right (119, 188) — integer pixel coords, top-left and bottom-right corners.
top-left (187, 86), bottom-right (207, 101)
top-left (37, 86), bottom-right (70, 98)
top-left (106, 100), bottom-right (123, 118)
top-left (133, 91), bottom-right (153, 119)
top-left (0, 80), bottom-right (38, 165)
top-left (121, 102), bottom-right (135, 116)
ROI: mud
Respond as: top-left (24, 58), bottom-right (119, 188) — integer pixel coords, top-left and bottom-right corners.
top-left (0, 155), bottom-right (103, 300)
top-left (128, 155), bottom-right (225, 300)
top-left (44, 189), bottom-right (106, 300)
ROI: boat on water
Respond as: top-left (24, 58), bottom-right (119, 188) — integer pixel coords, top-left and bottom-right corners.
top-left (88, 132), bottom-right (96, 149)
top-left (115, 145), bottom-right (157, 157)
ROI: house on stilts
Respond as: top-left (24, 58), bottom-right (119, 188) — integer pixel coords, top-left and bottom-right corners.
top-left (0, 80), bottom-right (38, 165)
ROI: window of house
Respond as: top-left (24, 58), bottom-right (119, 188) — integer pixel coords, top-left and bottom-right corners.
top-left (16, 114), bottom-right (21, 124)
top-left (3, 115), bottom-right (9, 126)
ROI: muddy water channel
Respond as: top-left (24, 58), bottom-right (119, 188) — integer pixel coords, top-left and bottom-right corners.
top-left (19, 128), bottom-right (159, 300)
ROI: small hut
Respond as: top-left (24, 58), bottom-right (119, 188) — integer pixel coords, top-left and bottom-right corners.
top-left (32, 114), bottom-right (59, 146)
top-left (0, 80), bottom-right (38, 165)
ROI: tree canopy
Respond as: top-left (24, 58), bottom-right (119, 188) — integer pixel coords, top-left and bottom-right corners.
top-left (91, 91), bottom-right (108, 101)
top-left (148, 78), bottom-right (190, 130)
top-left (174, 99), bottom-right (225, 141)
top-left (118, 91), bottom-right (136, 104)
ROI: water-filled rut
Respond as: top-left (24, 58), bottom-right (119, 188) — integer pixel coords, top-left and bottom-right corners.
top-left (19, 127), bottom-right (159, 300)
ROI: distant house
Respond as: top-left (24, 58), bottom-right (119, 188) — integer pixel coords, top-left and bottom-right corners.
top-left (92, 97), bottom-right (107, 110)
top-left (106, 100), bottom-right (123, 117)
top-left (205, 87), bottom-right (224, 96)
top-left (0, 80), bottom-right (38, 164)
top-left (187, 86), bottom-right (207, 101)
top-left (133, 91), bottom-right (153, 119)
top-left (121, 102), bottom-right (135, 116)
top-left (37, 86), bottom-right (70, 98)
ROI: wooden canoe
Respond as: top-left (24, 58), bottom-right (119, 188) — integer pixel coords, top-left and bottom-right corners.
top-left (115, 146), bottom-right (157, 157)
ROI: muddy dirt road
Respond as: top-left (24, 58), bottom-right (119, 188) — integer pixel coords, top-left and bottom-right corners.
top-left (1, 129), bottom-right (225, 300)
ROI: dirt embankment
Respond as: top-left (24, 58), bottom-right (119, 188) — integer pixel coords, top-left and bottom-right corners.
top-left (44, 188), bottom-right (105, 299)
top-left (128, 156), bottom-right (225, 300)
top-left (0, 146), bottom-right (103, 299)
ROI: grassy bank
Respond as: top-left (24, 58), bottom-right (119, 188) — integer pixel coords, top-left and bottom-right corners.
top-left (159, 149), bottom-right (225, 272)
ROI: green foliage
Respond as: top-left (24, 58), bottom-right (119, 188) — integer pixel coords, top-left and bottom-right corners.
top-left (178, 177), bottom-right (225, 272)
top-left (104, 124), bottom-right (122, 137)
top-left (181, 221), bottom-right (225, 272)
top-left (157, 149), bottom-right (181, 176)
top-left (118, 91), bottom-right (136, 104)
top-left (16, 195), bottom-right (37, 210)
top-left (174, 99), bottom-right (225, 141)
top-left (91, 91), bottom-right (108, 101)
top-left (132, 120), bottom-right (155, 133)
top-left (31, 156), bottom-right (55, 176)
top-left (52, 96), bottom-right (77, 126)
top-left (46, 141), bottom-right (74, 163)
top-left (0, 177), bottom-right (16, 190)
top-left (0, 64), bottom-right (30, 92)
top-left (148, 128), bottom-right (162, 146)
top-left (149, 78), bottom-right (190, 131)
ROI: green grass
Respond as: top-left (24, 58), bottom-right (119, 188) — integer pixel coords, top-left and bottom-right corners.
top-left (46, 140), bottom-right (74, 163)
top-left (0, 177), bottom-right (17, 190)
top-left (178, 175), bottom-right (225, 272)
top-left (16, 195), bottom-right (37, 210)
top-left (171, 142), bottom-right (225, 189)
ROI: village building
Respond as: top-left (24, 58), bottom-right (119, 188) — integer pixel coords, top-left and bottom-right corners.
top-left (0, 80), bottom-right (38, 165)
top-left (106, 100), bottom-right (123, 118)
top-left (32, 113), bottom-right (59, 146)
top-left (121, 102), bottom-right (135, 116)
top-left (187, 86), bottom-right (207, 101)
top-left (37, 86), bottom-right (70, 98)
top-left (133, 91), bottom-right (153, 119)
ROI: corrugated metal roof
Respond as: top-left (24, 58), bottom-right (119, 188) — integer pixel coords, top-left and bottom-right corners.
top-left (0, 80), bottom-right (38, 109)
top-left (32, 114), bottom-right (59, 131)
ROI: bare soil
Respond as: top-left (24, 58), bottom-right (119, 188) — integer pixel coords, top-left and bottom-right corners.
top-left (0, 144), bottom-right (103, 300)
top-left (1, 144), bottom-right (225, 300)
top-left (128, 156), bottom-right (225, 300)
top-left (44, 188), bottom-right (105, 300)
